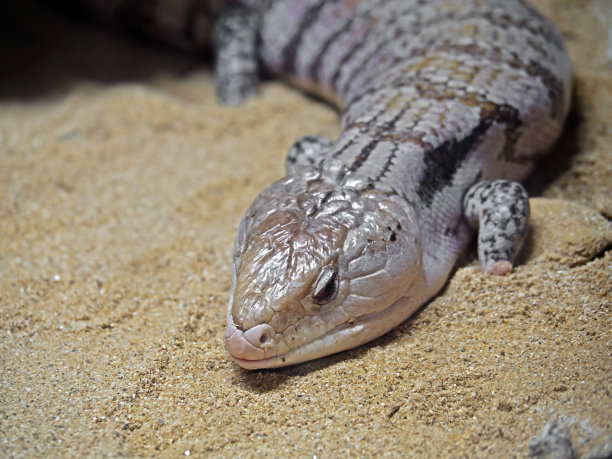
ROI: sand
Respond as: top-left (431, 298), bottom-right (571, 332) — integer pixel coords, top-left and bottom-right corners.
top-left (1, 0), bottom-right (610, 457)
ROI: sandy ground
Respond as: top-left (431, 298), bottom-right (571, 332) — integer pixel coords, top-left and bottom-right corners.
top-left (1, 1), bottom-right (610, 457)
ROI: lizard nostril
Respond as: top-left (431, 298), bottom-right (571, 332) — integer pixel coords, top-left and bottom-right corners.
top-left (243, 324), bottom-right (275, 348)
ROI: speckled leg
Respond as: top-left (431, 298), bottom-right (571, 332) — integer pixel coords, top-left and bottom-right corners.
top-left (212, 4), bottom-right (259, 106)
top-left (285, 135), bottom-right (333, 175)
top-left (463, 180), bottom-right (530, 276)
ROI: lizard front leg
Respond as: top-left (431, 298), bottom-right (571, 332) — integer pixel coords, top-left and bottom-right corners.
top-left (212, 4), bottom-right (259, 106)
top-left (285, 135), bottom-right (333, 175)
top-left (463, 180), bottom-right (530, 276)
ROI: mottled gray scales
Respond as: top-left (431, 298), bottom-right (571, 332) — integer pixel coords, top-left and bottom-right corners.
top-left (63, 0), bottom-right (572, 368)
top-left (212, 4), bottom-right (259, 106)
top-left (285, 135), bottom-right (333, 175)
top-left (463, 180), bottom-right (530, 275)
top-left (225, 0), bottom-right (571, 368)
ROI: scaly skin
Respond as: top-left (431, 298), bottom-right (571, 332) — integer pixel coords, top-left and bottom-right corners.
top-left (224, 0), bottom-right (571, 369)
top-left (62, 0), bottom-right (571, 369)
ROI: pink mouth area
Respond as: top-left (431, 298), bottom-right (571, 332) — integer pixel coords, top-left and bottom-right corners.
top-left (224, 323), bottom-right (285, 369)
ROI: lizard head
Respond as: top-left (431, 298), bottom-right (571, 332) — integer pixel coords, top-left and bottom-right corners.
top-left (225, 162), bottom-right (426, 369)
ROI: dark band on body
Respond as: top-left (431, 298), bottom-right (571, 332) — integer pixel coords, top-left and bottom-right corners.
top-left (306, 7), bottom-right (367, 80)
top-left (417, 103), bottom-right (522, 207)
top-left (281, 0), bottom-right (330, 74)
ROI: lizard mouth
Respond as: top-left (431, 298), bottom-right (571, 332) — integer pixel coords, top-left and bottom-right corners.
top-left (225, 295), bottom-right (421, 369)
top-left (224, 323), bottom-right (285, 369)
top-left (224, 320), bottom-right (365, 369)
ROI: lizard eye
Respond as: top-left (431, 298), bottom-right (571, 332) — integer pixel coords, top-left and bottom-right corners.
top-left (312, 266), bottom-right (338, 305)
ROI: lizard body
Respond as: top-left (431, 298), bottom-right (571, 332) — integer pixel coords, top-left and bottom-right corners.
top-left (223, 0), bottom-right (571, 368)
top-left (62, 0), bottom-right (571, 369)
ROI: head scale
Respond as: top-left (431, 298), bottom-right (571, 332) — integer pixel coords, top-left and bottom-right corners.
top-left (225, 165), bottom-right (425, 368)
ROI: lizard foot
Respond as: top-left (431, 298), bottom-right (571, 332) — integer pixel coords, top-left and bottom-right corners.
top-left (463, 179), bottom-right (529, 275)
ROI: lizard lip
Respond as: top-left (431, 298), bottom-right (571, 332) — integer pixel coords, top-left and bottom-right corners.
top-left (224, 322), bottom-right (286, 369)
top-left (225, 295), bottom-right (425, 370)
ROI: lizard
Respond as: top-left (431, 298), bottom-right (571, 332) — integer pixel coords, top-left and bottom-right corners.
top-left (56, 0), bottom-right (571, 369)
top-left (221, 0), bottom-right (571, 369)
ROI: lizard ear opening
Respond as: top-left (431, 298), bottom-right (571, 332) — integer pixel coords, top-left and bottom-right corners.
top-left (312, 265), bottom-right (338, 305)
